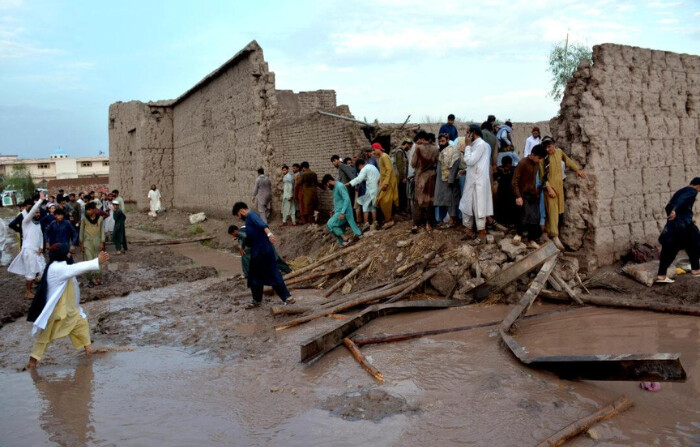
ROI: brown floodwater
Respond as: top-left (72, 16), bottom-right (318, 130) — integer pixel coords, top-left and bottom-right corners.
top-left (0, 294), bottom-right (698, 446)
top-left (170, 242), bottom-right (242, 277)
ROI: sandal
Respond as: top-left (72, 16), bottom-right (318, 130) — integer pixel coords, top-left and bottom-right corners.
top-left (285, 297), bottom-right (296, 305)
top-left (244, 301), bottom-right (261, 309)
top-left (655, 277), bottom-right (675, 284)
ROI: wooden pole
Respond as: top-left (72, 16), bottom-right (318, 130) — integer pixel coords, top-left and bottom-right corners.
top-left (536, 396), bottom-right (633, 447)
top-left (501, 256), bottom-right (558, 333)
top-left (283, 243), bottom-right (362, 280)
top-left (385, 268), bottom-right (439, 303)
top-left (285, 264), bottom-right (353, 287)
top-left (324, 257), bottom-right (373, 297)
top-left (343, 338), bottom-right (384, 382)
top-left (276, 268), bottom-right (440, 331)
top-left (270, 305), bottom-right (311, 316)
top-left (551, 272), bottom-right (584, 305)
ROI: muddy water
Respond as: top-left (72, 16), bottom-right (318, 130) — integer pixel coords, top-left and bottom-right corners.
top-left (170, 242), bottom-right (242, 277)
top-left (0, 297), bottom-right (698, 446)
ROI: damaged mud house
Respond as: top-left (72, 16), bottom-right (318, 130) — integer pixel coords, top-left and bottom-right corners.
top-left (110, 40), bottom-right (700, 271)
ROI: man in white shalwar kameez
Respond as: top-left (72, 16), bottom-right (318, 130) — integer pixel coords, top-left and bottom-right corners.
top-left (147, 184), bottom-right (162, 217)
top-left (348, 159), bottom-right (380, 231)
top-left (459, 124), bottom-right (494, 244)
top-left (8, 192), bottom-right (46, 298)
top-left (24, 244), bottom-right (109, 370)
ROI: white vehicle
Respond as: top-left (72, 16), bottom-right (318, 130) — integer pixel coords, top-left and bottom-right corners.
top-left (1, 190), bottom-right (20, 207)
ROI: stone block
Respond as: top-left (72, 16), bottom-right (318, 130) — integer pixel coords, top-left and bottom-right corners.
top-left (614, 168), bottom-right (641, 197)
top-left (665, 52), bottom-right (683, 71)
top-left (611, 223), bottom-right (631, 254)
top-left (642, 193), bottom-right (662, 220)
top-left (642, 166), bottom-right (669, 194)
top-left (630, 221), bottom-right (645, 243)
top-left (681, 54), bottom-right (700, 72)
top-left (669, 165), bottom-right (687, 191)
top-left (593, 226), bottom-right (615, 265)
top-left (680, 117), bottom-right (698, 137)
top-left (642, 91), bottom-right (660, 111)
top-left (626, 139), bottom-right (645, 167)
top-left (647, 139), bottom-right (667, 168)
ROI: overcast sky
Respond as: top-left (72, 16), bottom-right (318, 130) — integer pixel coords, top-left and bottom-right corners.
top-left (1, 0), bottom-right (698, 158)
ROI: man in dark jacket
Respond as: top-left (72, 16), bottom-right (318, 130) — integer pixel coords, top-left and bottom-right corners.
top-left (656, 177), bottom-right (700, 283)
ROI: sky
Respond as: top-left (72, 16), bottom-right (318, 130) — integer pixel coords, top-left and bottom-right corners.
top-left (1, 0), bottom-right (698, 159)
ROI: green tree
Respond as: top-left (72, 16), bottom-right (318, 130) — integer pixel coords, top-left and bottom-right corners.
top-left (547, 40), bottom-right (592, 101)
top-left (4, 163), bottom-right (35, 199)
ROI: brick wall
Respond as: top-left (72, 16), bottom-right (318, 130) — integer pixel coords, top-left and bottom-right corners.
top-left (48, 177), bottom-right (110, 196)
top-left (551, 43), bottom-right (700, 269)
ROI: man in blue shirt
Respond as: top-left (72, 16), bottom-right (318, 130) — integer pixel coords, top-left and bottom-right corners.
top-left (44, 208), bottom-right (78, 264)
top-left (656, 177), bottom-right (700, 283)
top-left (232, 202), bottom-right (294, 309)
top-left (438, 114), bottom-right (458, 141)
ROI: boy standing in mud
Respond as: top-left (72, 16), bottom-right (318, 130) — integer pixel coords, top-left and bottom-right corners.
top-left (232, 202), bottom-right (294, 309)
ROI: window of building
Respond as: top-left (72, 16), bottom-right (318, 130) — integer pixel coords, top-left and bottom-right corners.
top-left (38, 163), bottom-right (49, 169)
top-left (81, 162), bottom-right (92, 167)
top-left (103, 161), bottom-right (109, 166)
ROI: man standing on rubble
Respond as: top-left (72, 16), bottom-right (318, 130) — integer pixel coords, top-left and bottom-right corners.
top-left (459, 125), bottom-right (494, 245)
top-left (656, 177), bottom-right (700, 284)
top-left (332, 155), bottom-right (357, 214)
top-left (373, 143), bottom-right (399, 229)
top-left (512, 144), bottom-right (547, 248)
top-left (252, 168), bottom-right (272, 223)
top-left (232, 202), bottom-right (294, 308)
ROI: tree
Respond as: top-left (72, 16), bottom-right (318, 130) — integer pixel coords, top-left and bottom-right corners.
top-left (4, 163), bottom-right (35, 199)
top-left (547, 39), bottom-right (592, 101)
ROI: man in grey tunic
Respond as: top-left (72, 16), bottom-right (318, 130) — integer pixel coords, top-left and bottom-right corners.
top-left (252, 168), bottom-right (272, 223)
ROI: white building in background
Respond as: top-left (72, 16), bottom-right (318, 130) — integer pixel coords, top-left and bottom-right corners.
top-left (0, 149), bottom-right (109, 183)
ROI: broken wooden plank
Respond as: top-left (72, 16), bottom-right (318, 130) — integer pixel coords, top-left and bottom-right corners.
top-left (499, 329), bottom-right (686, 381)
top-left (130, 236), bottom-right (214, 245)
top-left (470, 241), bottom-right (559, 302)
top-left (535, 396), bottom-right (633, 447)
top-left (551, 272), bottom-right (584, 305)
top-left (283, 243), bottom-right (362, 280)
top-left (324, 257), bottom-right (373, 297)
top-left (352, 308), bottom-right (580, 346)
top-left (539, 291), bottom-right (700, 317)
top-left (343, 338), bottom-right (384, 382)
top-left (500, 256), bottom-right (559, 333)
top-left (300, 300), bottom-right (464, 364)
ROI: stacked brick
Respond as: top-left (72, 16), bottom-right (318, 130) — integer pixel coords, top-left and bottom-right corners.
top-left (550, 43), bottom-right (699, 269)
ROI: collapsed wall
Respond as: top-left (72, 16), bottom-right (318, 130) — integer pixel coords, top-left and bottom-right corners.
top-left (551, 43), bottom-right (699, 269)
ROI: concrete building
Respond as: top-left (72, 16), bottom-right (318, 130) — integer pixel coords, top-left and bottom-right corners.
top-left (0, 149), bottom-right (110, 183)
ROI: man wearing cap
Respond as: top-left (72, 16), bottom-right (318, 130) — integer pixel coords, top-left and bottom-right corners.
top-left (656, 177), bottom-right (700, 284)
top-left (459, 125), bottom-right (494, 244)
top-left (523, 127), bottom-right (541, 158)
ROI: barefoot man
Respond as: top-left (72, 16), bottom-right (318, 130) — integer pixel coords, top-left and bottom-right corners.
top-left (24, 244), bottom-right (109, 370)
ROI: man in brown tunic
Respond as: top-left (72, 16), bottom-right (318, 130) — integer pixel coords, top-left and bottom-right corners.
top-left (512, 144), bottom-right (547, 248)
top-left (298, 161), bottom-right (318, 225)
top-left (410, 131), bottom-right (439, 233)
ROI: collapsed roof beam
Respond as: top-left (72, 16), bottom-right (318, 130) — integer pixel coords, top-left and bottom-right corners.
top-left (317, 110), bottom-right (374, 127)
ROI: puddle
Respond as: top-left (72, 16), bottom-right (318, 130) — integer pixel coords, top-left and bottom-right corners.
top-left (169, 243), bottom-right (242, 277)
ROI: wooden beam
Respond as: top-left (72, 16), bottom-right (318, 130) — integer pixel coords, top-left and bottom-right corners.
top-left (299, 300), bottom-right (464, 364)
top-left (283, 243), bottom-right (362, 280)
top-left (500, 256), bottom-right (559, 333)
top-left (324, 257), bottom-right (373, 297)
top-left (536, 396), bottom-right (633, 447)
top-left (470, 241), bottom-right (559, 302)
top-left (343, 338), bottom-right (384, 382)
top-left (551, 272), bottom-right (584, 305)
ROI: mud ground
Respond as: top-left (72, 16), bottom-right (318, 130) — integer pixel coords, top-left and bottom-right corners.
top-left (1, 207), bottom-right (699, 445)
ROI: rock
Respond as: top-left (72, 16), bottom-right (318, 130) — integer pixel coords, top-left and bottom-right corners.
top-left (555, 256), bottom-right (580, 282)
top-left (430, 269), bottom-right (456, 295)
top-left (499, 238), bottom-right (526, 261)
top-left (396, 240), bottom-right (412, 248)
top-left (481, 261), bottom-right (501, 280)
top-left (486, 234), bottom-right (495, 244)
top-left (395, 252), bottom-right (404, 263)
top-left (623, 261), bottom-right (676, 287)
top-left (188, 212), bottom-right (207, 224)
top-left (341, 282), bottom-right (353, 294)
top-left (478, 245), bottom-right (499, 261)
top-left (491, 251), bottom-right (508, 265)
top-left (459, 244), bottom-right (477, 260)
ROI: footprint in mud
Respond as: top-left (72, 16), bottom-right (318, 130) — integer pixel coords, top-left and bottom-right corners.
top-left (322, 388), bottom-right (420, 422)
top-left (516, 398), bottom-right (543, 414)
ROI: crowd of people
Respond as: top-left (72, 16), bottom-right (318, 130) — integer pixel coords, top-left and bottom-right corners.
top-left (6, 188), bottom-right (127, 298)
top-left (258, 114), bottom-right (588, 251)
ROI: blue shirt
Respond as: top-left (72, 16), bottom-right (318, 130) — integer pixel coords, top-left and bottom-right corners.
top-left (45, 219), bottom-right (78, 247)
top-left (438, 123), bottom-right (458, 141)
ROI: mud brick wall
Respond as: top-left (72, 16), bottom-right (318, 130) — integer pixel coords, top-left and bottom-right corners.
top-left (48, 177), bottom-right (110, 196)
top-left (108, 101), bottom-right (174, 210)
top-left (171, 45), bottom-right (275, 217)
top-left (550, 43), bottom-right (700, 269)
